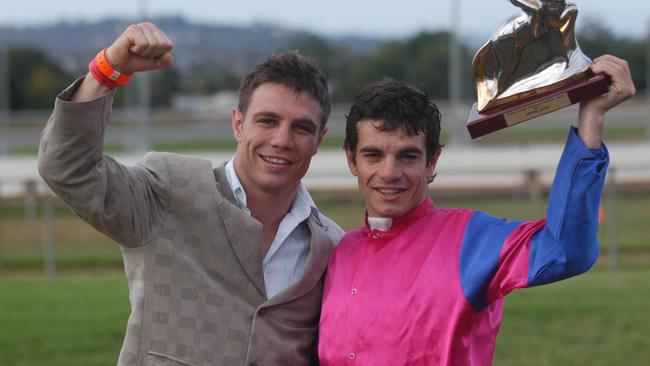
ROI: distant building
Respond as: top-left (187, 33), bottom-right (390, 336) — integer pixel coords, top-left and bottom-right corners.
top-left (171, 90), bottom-right (238, 118)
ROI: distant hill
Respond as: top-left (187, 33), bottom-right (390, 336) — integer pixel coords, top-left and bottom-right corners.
top-left (0, 16), bottom-right (383, 75)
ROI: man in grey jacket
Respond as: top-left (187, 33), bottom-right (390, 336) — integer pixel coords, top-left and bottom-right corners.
top-left (38, 22), bottom-right (343, 365)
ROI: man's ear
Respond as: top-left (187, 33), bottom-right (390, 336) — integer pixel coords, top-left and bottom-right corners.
top-left (427, 148), bottom-right (442, 177)
top-left (232, 107), bottom-right (244, 142)
top-left (313, 127), bottom-right (329, 155)
top-left (345, 147), bottom-right (358, 177)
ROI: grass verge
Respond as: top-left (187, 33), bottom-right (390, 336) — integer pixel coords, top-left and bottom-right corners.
top-left (0, 271), bottom-right (648, 365)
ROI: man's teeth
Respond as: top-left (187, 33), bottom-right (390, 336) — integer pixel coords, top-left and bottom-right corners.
top-left (378, 188), bottom-right (401, 195)
top-left (263, 156), bottom-right (290, 164)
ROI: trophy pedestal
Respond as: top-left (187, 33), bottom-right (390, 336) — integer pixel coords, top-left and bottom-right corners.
top-left (466, 73), bottom-right (610, 139)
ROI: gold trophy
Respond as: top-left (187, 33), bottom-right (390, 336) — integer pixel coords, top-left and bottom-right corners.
top-left (466, 0), bottom-right (610, 139)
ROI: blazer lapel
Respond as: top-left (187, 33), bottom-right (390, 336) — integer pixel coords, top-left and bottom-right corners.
top-left (263, 214), bottom-right (333, 307)
top-left (213, 165), bottom-right (266, 297)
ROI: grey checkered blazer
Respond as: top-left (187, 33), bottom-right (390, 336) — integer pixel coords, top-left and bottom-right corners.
top-left (38, 80), bottom-right (344, 366)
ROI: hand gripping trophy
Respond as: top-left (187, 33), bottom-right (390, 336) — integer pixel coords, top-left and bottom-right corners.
top-left (466, 0), bottom-right (610, 139)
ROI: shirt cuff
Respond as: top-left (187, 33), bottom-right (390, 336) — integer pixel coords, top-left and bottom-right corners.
top-left (568, 126), bottom-right (608, 161)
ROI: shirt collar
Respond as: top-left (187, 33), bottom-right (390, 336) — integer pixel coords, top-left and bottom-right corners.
top-left (367, 217), bottom-right (393, 231)
top-left (225, 158), bottom-right (250, 214)
top-left (365, 197), bottom-right (434, 232)
top-left (224, 158), bottom-right (319, 220)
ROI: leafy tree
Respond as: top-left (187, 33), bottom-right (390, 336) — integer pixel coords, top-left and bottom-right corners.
top-left (579, 18), bottom-right (647, 92)
top-left (8, 47), bottom-right (72, 109)
top-left (180, 64), bottom-right (241, 95)
top-left (578, 18), bottom-right (619, 58)
top-left (287, 33), bottom-right (355, 100)
top-left (336, 31), bottom-right (474, 101)
top-left (150, 66), bottom-right (182, 107)
top-left (288, 34), bottom-right (337, 74)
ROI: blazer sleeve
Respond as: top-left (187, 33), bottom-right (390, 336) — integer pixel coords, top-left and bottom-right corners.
top-left (37, 78), bottom-right (171, 247)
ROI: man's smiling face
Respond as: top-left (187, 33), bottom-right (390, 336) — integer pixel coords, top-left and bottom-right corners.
top-left (346, 119), bottom-right (439, 218)
top-left (232, 82), bottom-right (327, 197)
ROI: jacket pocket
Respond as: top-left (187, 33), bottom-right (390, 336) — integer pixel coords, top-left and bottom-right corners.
top-left (146, 351), bottom-right (198, 366)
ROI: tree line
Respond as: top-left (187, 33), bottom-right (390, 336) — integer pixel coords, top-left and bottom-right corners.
top-left (3, 21), bottom-right (647, 110)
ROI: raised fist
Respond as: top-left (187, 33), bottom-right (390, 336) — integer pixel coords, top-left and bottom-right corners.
top-left (105, 22), bottom-right (174, 75)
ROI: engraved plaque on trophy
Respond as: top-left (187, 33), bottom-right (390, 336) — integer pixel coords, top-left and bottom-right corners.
top-left (466, 0), bottom-right (610, 139)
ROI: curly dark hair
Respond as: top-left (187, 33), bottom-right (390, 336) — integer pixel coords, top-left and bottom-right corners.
top-left (238, 51), bottom-right (331, 128)
top-left (344, 77), bottom-right (443, 163)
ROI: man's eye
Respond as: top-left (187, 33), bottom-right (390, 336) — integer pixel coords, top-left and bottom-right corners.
top-left (258, 119), bottom-right (274, 125)
top-left (295, 124), bottom-right (315, 134)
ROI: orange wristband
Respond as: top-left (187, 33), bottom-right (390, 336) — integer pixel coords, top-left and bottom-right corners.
top-left (91, 49), bottom-right (132, 87)
top-left (88, 58), bottom-right (117, 89)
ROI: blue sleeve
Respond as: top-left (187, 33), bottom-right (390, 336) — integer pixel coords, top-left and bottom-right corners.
top-left (528, 127), bottom-right (609, 286)
top-left (460, 127), bottom-right (608, 310)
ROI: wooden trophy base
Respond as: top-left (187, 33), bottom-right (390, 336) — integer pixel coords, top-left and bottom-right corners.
top-left (466, 73), bottom-right (610, 139)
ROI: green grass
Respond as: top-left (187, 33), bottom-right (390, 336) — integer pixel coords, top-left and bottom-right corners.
top-left (1, 193), bottom-right (649, 271)
top-left (495, 270), bottom-right (650, 365)
top-left (0, 274), bottom-right (129, 366)
top-left (11, 135), bottom-right (349, 155)
top-left (152, 134), bottom-right (348, 152)
top-left (0, 194), bottom-right (648, 365)
top-left (315, 193), bottom-right (650, 252)
top-left (11, 124), bottom-right (649, 155)
top-left (0, 271), bottom-right (648, 366)
top-left (473, 125), bottom-right (648, 145)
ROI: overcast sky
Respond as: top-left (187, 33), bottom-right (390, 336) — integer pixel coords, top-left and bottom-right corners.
top-left (1, 0), bottom-right (648, 39)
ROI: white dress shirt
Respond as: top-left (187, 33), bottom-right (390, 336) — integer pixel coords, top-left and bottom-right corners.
top-left (224, 159), bottom-right (316, 298)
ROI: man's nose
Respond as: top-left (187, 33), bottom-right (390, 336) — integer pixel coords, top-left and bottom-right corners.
top-left (270, 124), bottom-right (294, 149)
top-left (379, 157), bottom-right (401, 181)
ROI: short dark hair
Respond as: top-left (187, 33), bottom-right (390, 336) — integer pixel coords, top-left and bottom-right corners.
top-left (238, 51), bottom-right (331, 127)
top-left (344, 78), bottom-right (443, 163)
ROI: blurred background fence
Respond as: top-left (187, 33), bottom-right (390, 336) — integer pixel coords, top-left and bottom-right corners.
top-left (1, 113), bottom-right (649, 275)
